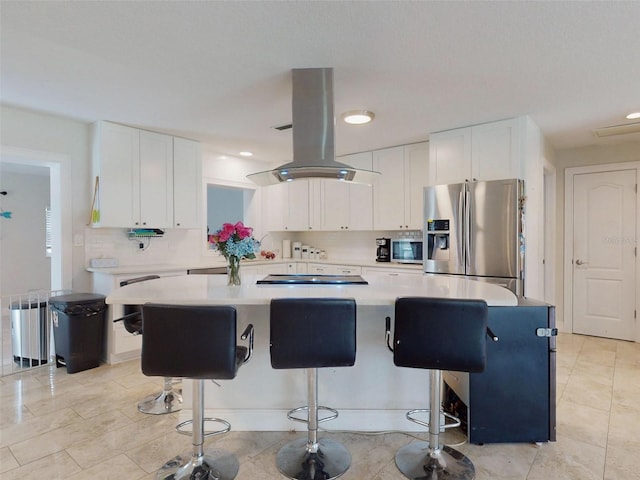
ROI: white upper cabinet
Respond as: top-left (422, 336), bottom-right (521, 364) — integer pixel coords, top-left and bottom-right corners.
top-left (173, 137), bottom-right (202, 229)
top-left (92, 121), bottom-right (200, 229)
top-left (263, 182), bottom-right (287, 231)
top-left (287, 179), bottom-right (312, 231)
top-left (404, 142), bottom-right (430, 229)
top-left (429, 117), bottom-right (522, 185)
top-left (373, 146), bottom-right (405, 230)
top-left (139, 130), bottom-right (174, 228)
top-left (263, 179), bottom-right (320, 231)
top-left (373, 143), bottom-right (429, 230)
top-left (321, 152), bottom-right (373, 231)
top-left (91, 121), bottom-right (140, 228)
top-left (471, 118), bottom-right (522, 181)
top-left (429, 127), bottom-right (471, 185)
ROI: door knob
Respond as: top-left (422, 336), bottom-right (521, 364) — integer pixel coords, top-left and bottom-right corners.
top-left (575, 259), bottom-right (588, 265)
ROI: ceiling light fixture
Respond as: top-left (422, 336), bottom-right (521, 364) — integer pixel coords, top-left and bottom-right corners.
top-left (626, 112), bottom-right (640, 120)
top-left (239, 151), bottom-right (253, 157)
top-left (342, 110), bottom-right (375, 125)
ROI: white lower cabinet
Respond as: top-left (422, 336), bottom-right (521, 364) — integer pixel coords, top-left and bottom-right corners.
top-left (307, 263), bottom-right (362, 275)
top-left (362, 266), bottom-right (424, 280)
top-left (243, 262), bottom-right (299, 276)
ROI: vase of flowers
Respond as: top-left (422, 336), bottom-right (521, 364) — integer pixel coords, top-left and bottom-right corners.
top-left (208, 221), bottom-right (258, 286)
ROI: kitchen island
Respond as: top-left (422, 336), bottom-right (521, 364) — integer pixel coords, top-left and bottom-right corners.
top-left (106, 273), bottom-right (555, 443)
top-left (107, 274), bottom-right (555, 443)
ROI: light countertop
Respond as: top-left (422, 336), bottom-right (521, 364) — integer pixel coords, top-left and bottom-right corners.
top-left (87, 258), bottom-right (423, 275)
top-left (105, 272), bottom-right (517, 307)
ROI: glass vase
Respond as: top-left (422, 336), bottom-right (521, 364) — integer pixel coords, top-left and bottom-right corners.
top-left (227, 256), bottom-right (241, 286)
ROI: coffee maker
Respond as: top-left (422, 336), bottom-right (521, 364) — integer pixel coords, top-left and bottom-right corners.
top-left (376, 238), bottom-right (391, 262)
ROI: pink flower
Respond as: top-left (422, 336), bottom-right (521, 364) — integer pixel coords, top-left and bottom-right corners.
top-left (218, 223), bottom-right (236, 242)
top-left (234, 221), bottom-right (253, 239)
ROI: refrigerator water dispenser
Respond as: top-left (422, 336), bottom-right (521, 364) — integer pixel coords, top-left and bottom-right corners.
top-left (426, 219), bottom-right (450, 261)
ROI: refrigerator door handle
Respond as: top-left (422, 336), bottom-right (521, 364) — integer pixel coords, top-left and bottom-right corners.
top-left (463, 187), bottom-right (471, 272)
top-left (457, 190), bottom-right (465, 268)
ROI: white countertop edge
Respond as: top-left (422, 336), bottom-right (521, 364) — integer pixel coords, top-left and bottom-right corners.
top-left (87, 258), bottom-right (423, 275)
top-left (105, 273), bottom-right (518, 307)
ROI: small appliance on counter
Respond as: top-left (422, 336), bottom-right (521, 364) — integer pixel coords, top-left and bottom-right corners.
top-left (292, 242), bottom-right (302, 259)
top-left (376, 238), bottom-right (391, 262)
top-left (391, 238), bottom-right (423, 264)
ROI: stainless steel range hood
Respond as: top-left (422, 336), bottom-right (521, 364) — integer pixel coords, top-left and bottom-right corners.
top-left (247, 68), bottom-right (380, 186)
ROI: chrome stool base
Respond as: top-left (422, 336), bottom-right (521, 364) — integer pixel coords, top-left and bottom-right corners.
top-left (155, 449), bottom-right (239, 480)
top-left (395, 442), bottom-right (475, 480)
top-left (138, 387), bottom-right (182, 415)
top-left (276, 437), bottom-right (351, 480)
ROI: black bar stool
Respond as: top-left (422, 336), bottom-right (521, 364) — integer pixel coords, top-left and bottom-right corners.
top-left (114, 275), bottom-right (183, 415)
top-left (385, 297), bottom-right (491, 480)
top-left (142, 303), bottom-right (254, 480)
top-left (270, 298), bottom-right (357, 480)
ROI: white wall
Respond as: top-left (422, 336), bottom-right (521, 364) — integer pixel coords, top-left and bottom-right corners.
top-left (0, 170), bottom-right (51, 295)
top-left (553, 140), bottom-right (640, 329)
top-left (1, 105), bottom-right (89, 292)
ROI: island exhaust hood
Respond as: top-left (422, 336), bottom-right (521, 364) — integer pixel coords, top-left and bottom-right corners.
top-left (247, 68), bottom-right (380, 186)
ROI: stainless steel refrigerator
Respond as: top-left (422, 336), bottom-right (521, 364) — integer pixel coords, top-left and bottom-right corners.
top-left (423, 178), bottom-right (525, 295)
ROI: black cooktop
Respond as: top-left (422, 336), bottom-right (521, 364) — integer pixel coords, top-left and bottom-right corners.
top-left (257, 274), bottom-right (368, 285)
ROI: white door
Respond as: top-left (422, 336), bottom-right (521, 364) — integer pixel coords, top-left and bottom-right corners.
top-left (572, 169), bottom-right (637, 341)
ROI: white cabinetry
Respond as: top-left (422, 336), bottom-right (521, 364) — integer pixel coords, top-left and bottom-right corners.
top-left (92, 121), bottom-right (201, 229)
top-left (173, 137), bottom-right (202, 228)
top-left (307, 263), bottom-right (362, 275)
top-left (373, 142), bottom-right (429, 230)
top-left (91, 121), bottom-right (140, 228)
top-left (243, 262), bottom-right (300, 276)
top-left (429, 117), bottom-right (522, 185)
top-left (263, 179), bottom-right (320, 231)
top-left (139, 130), bottom-right (174, 228)
top-left (321, 152), bottom-right (373, 230)
top-left (362, 266), bottom-right (424, 280)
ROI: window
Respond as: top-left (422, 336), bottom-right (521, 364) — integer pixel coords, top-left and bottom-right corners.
top-left (45, 207), bottom-right (52, 257)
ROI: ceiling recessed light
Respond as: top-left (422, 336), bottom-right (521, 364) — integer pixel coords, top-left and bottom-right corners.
top-left (239, 151), bottom-right (253, 157)
top-left (626, 112), bottom-right (640, 120)
top-left (342, 110), bottom-right (375, 125)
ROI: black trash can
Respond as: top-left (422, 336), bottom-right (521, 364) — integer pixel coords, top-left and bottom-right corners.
top-left (49, 293), bottom-right (106, 374)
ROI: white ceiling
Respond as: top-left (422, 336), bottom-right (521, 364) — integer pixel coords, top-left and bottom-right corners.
top-left (2, 1), bottom-right (640, 166)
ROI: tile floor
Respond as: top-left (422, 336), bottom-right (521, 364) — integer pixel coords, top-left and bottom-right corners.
top-left (1, 333), bottom-right (639, 480)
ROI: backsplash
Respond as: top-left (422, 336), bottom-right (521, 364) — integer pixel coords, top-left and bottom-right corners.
top-left (84, 227), bottom-right (204, 267)
top-left (265, 230), bottom-right (422, 263)
top-left (85, 227), bottom-right (422, 268)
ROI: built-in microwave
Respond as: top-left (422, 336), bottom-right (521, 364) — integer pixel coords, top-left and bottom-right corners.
top-left (391, 238), bottom-right (423, 264)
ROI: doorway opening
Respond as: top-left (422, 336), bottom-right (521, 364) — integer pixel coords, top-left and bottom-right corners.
top-left (1, 146), bottom-right (72, 375)
top-left (0, 147), bottom-right (70, 293)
